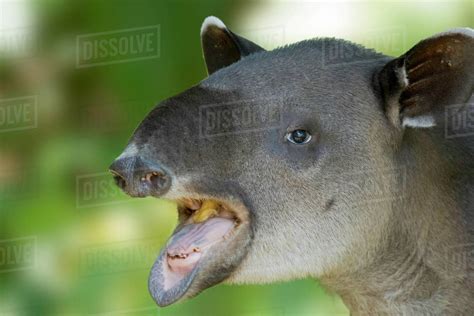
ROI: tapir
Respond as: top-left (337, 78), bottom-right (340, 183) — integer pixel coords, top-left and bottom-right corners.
top-left (109, 16), bottom-right (474, 315)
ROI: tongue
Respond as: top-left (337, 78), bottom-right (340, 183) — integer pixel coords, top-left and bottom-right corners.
top-left (166, 217), bottom-right (234, 277)
top-left (149, 217), bottom-right (235, 306)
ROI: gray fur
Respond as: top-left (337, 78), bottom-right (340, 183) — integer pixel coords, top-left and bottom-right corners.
top-left (111, 18), bottom-right (474, 315)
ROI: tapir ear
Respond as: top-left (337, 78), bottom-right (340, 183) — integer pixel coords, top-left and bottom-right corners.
top-left (200, 16), bottom-right (265, 75)
top-left (378, 28), bottom-right (473, 128)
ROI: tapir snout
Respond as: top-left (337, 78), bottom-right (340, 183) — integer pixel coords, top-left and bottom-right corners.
top-left (109, 155), bottom-right (171, 197)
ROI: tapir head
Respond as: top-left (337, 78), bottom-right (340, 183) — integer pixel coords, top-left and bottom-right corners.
top-left (110, 17), bottom-right (473, 307)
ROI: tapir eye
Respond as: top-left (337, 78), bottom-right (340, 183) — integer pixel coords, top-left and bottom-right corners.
top-left (286, 129), bottom-right (312, 144)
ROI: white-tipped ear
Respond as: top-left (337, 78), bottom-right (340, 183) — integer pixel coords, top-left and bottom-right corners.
top-left (402, 115), bottom-right (436, 128)
top-left (200, 16), bottom-right (227, 36)
top-left (378, 28), bottom-right (473, 129)
top-left (436, 27), bottom-right (474, 38)
top-left (200, 16), bottom-right (265, 75)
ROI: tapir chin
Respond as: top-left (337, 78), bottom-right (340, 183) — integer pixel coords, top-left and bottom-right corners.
top-left (110, 16), bottom-right (474, 315)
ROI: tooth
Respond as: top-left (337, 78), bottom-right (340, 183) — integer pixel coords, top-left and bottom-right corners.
top-left (193, 200), bottom-right (219, 223)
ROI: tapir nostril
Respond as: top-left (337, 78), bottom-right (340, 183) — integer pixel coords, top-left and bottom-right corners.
top-left (109, 156), bottom-right (171, 197)
top-left (111, 172), bottom-right (127, 190)
top-left (140, 171), bottom-right (169, 193)
top-left (141, 171), bottom-right (162, 183)
top-left (109, 158), bottom-right (133, 191)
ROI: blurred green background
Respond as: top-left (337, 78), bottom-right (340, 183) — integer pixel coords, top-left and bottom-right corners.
top-left (0, 0), bottom-right (472, 315)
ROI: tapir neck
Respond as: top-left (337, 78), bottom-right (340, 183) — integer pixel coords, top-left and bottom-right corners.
top-left (323, 130), bottom-right (474, 315)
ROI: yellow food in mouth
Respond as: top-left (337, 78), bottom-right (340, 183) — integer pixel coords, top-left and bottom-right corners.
top-left (192, 200), bottom-right (219, 223)
top-left (179, 198), bottom-right (243, 226)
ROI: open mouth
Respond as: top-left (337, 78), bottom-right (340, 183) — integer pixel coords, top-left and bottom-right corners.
top-left (148, 197), bottom-right (251, 306)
